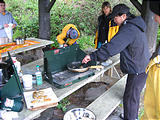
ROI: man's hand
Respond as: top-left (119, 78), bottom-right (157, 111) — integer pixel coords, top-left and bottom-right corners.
top-left (63, 43), bottom-right (68, 47)
top-left (4, 24), bottom-right (9, 28)
top-left (12, 24), bottom-right (16, 29)
top-left (82, 55), bottom-right (91, 64)
top-left (54, 49), bottom-right (60, 54)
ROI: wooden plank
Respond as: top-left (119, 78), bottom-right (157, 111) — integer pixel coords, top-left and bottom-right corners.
top-left (86, 74), bottom-right (127, 120)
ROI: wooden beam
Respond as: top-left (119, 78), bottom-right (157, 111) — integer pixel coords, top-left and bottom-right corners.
top-left (39, 0), bottom-right (51, 40)
top-left (141, 0), bottom-right (158, 54)
top-left (130, 0), bottom-right (142, 13)
top-left (47, 0), bottom-right (56, 12)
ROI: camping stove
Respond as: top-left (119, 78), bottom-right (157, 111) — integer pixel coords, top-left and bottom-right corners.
top-left (51, 69), bottom-right (94, 88)
top-left (43, 45), bottom-right (96, 88)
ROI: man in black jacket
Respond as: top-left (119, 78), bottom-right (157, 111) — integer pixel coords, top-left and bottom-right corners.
top-left (82, 4), bottom-right (150, 120)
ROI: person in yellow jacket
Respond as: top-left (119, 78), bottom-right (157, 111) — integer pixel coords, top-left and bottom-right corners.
top-left (56, 24), bottom-right (80, 47)
top-left (94, 1), bottom-right (119, 49)
top-left (141, 1), bottom-right (160, 120)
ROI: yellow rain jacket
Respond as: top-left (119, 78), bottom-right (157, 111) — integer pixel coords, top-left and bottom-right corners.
top-left (56, 24), bottom-right (80, 46)
top-left (141, 55), bottom-right (160, 120)
top-left (94, 20), bottom-right (119, 48)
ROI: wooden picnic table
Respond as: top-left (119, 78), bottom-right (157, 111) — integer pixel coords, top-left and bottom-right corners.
top-left (17, 54), bottom-right (123, 120)
top-left (1, 38), bottom-right (54, 58)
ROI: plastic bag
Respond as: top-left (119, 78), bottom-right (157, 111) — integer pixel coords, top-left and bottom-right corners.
top-left (4, 23), bottom-right (13, 40)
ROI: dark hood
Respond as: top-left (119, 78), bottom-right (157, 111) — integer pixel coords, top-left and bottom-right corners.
top-left (126, 16), bottom-right (146, 32)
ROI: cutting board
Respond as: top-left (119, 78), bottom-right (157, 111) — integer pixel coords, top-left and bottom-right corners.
top-left (23, 87), bottom-right (59, 111)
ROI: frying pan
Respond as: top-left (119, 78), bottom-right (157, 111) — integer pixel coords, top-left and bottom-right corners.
top-left (67, 61), bottom-right (103, 72)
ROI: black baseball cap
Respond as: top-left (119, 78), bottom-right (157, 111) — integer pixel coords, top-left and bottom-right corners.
top-left (149, 0), bottom-right (160, 16)
top-left (109, 4), bottom-right (130, 19)
top-left (0, 0), bottom-right (5, 3)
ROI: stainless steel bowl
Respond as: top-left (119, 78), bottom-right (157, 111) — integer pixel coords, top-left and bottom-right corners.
top-left (15, 38), bottom-right (25, 45)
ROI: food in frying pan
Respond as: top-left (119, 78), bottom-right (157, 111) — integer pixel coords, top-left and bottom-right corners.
top-left (67, 61), bottom-right (88, 69)
top-left (79, 65), bottom-right (84, 69)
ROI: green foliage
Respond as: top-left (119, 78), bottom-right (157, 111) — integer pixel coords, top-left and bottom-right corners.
top-left (50, 0), bottom-right (101, 48)
top-left (12, 28), bottom-right (25, 40)
top-left (6, 0), bottom-right (39, 39)
top-left (77, 35), bottom-right (95, 49)
top-left (157, 27), bottom-right (160, 45)
top-left (57, 97), bottom-right (70, 112)
top-left (6, 0), bottom-right (141, 49)
top-left (138, 108), bottom-right (144, 120)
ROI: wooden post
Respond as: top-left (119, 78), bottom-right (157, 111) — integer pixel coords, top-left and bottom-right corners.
top-left (130, 0), bottom-right (159, 55)
top-left (141, 0), bottom-right (159, 55)
top-left (38, 0), bottom-right (50, 40)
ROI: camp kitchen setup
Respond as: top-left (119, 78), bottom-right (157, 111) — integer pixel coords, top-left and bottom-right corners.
top-left (0, 41), bottom-right (122, 120)
top-left (43, 45), bottom-right (99, 88)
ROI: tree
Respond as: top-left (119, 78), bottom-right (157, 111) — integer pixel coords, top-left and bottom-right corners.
top-left (141, 0), bottom-right (158, 54)
top-left (38, 0), bottom-right (56, 40)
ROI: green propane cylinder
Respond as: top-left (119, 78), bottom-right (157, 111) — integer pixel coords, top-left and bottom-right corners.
top-left (1, 98), bottom-right (24, 112)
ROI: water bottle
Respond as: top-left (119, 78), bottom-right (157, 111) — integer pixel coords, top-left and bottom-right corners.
top-left (35, 65), bottom-right (43, 85)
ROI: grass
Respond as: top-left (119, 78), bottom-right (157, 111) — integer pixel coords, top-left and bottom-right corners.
top-left (139, 108), bottom-right (144, 119)
top-left (77, 35), bottom-right (95, 49)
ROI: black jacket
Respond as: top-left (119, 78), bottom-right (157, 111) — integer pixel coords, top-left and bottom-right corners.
top-left (97, 14), bottom-right (110, 43)
top-left (97, 14), bottom-right (117, 43)
top-left (90, 16), bottom-right (150, 74)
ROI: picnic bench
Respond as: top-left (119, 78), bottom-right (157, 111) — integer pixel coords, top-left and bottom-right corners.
top-left (17, 53), bottom-right (127, 120)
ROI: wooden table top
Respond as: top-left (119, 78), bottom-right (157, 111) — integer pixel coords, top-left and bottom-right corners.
top-left (1, 38), bottom-right (54, 58)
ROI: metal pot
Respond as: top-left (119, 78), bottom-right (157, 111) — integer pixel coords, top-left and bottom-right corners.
top-left (67, 61), bottom-right (103, 72)
top-left (15, 38), bottom-right (25, 45)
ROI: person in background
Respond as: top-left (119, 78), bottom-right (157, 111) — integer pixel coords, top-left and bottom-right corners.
top-left (141, 0), bottom-right (160, 120)
top-left (0, 0), bottom-right (17, 45)
top-left (82, 4), bottom-right (150, 120)
top-left (56, 24), bottom-right (80, 47)
top-left (94, 1), bottom-right (119, 49)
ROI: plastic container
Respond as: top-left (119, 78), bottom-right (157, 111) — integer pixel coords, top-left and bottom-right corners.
top-left (64, 108), bottom-right (96, 120)
top-left (22, 74), bottom-right (32, 90)
top-left (35, 65), bottom-right (43, 85)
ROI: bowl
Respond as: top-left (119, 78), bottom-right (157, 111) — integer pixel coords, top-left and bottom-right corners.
top-left (63, 108), bottom-right (96, 120)
top-left (14, 38), bottom-right (25, 45)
